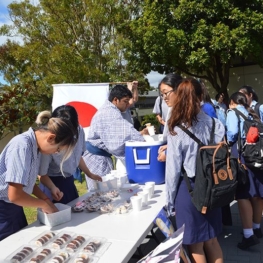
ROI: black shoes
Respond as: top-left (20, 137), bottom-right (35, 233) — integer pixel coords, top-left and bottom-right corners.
top-left (253, 228), bottom-right (263, 238)
top-left (237, 235), bottom-right (260, 250)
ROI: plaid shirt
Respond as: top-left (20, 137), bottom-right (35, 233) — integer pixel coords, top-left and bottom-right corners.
top-left (83, 100), bottom-right (144, 188)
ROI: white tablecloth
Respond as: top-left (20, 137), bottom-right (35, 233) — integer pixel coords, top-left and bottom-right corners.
top-left (0, 184), bottom-right (166, 263)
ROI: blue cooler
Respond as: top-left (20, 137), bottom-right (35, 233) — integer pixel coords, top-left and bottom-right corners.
top-left (125, 138), bottom-right (166, 184)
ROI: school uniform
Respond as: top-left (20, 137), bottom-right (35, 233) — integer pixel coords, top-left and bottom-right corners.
top-left (83, 100), bottom-right (144, 190)
top-left (226, 105), bottom-right (263, 199)
top-left (0, 128), bottom-right (40, 241)
top-left (166, 111), bottom-right (225, 244)
top-left (251, 100), bottom-right (263, 123)
top-left (38, 126), bottom-right (86, 204)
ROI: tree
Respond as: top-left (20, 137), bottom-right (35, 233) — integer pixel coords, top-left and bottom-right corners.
top-left (0, 0), bottom-right (150, 137)
top-left (122, 0), bottom-right (263, 95)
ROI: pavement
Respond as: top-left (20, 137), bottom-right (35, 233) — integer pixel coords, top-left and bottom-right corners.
top-left (128, 201), bottom-right (263, 263)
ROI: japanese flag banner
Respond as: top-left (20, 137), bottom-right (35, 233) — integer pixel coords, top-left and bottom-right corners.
top-left (52, 83), bottom-right (110, 137)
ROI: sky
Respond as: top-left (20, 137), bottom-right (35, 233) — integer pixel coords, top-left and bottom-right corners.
top-left (0, 1), bottom-right (165, 88)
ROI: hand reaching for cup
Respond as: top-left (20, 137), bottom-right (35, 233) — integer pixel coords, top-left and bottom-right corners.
top-left (157, 145), bottom-right (167, 162)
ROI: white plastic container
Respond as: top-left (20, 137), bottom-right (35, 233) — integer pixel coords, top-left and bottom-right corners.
top-left (96, 176), bottom-right (118, 191)
top-left (37, 203), bottom-right (71, 227)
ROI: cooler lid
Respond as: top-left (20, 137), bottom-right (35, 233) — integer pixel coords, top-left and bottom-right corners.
top-left (125, 135), bottom-right (166, 146)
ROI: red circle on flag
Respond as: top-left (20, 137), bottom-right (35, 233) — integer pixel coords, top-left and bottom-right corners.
top-left (66, 101), bottom-right (97, 128)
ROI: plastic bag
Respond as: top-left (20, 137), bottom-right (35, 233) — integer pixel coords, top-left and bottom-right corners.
top-left (137, 224), bottom-right (190, 263)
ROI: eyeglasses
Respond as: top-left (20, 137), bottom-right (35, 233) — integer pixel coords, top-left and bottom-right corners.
top-left (160, 90), bottom-right (173, 98)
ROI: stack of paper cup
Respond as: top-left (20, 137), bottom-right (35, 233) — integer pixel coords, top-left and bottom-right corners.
top-left (145, 182), bottom-right (155, 198)
top-left (130, 196), bottom-right (142, 211)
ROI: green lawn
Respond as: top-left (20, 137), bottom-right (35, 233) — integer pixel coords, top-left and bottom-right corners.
top-left (24, 176), bottom-right (88, 224)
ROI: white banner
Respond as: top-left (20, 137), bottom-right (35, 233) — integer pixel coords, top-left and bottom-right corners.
top-left (52, 83), bottom-right (110, 137)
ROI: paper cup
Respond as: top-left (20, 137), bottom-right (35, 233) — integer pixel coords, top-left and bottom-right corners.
top-left (130, 196), bottom-right (142, 211)
top-left (137, 191), bottom-right (148, 207)
top-left (147, 126), bottom-right (155, 136)
top-left (145, 182), bottom-right (155, 198)
top-left (143, 185), bottom-right (152, 199)
top-left (145, 123), bottom-right (151, 127)
top-left (145, 181), bottom-right (155, 192)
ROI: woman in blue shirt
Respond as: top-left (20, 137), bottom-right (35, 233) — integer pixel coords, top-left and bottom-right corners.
top-left (0, 108), bottom-right (78, 241)
top-left (226, 92), bottom-right (262, 250)
top-left (166, 78), bottom-right (224, 263)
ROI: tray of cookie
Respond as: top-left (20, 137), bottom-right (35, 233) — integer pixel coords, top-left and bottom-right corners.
top-left (71, 190), bottom-right (119, 213)
top-left (49, 232), bottom-right (76, 250)
top-left (65, 235), bottom-right (90, 254)
top-left (48, 251), bottom-right (71, 263)
top-left (30, 231), bottom-right (57, 247)
top-left (71, 252), bottom-right (99, 263)
top-left (26, 247), bottom-right (55, 263)
top-left (81, 237), bottom-right (110, 257)
top-left (5, 245), bottom-right (37, 263)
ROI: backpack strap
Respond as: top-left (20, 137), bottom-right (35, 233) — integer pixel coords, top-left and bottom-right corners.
top-left (232, 108), bottom-right (248, 158)
top-left (178, 118), bottom-right (215, 195)
top-left (232, 108), bottom-right (248, 121)
top-left (254, 103), bottom-right (261, 118)
top-left (178, 118), bottom-right (215, 145)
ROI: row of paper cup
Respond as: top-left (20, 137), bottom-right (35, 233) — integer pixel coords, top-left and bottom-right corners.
top-left (130, 182), bottom-right (155, 212)
top-left (94, 170), bottom-right (128, 191)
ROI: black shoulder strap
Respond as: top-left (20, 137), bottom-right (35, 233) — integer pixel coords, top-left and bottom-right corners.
top-left (254, 103), bottom-right (261, 118)
top-left (178, 118), bottom-right (215, 146)
top-left (232, 108), bottom-right (248, 120)
top-left (232, 108), bottom-right (248, 159)
top-left (178, 117), bottom-right (215, 195)
top-left (159, 96), bottom-right (163, 117)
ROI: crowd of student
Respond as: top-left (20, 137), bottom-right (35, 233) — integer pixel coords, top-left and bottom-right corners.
top-left (0, 75), bottom-right (262, 263)
top-left (153, 75), bottom-right (263, 262)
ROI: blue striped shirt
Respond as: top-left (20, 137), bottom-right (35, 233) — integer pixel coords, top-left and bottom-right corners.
top-left (0, 128), bottom-right (40, 202)
top-left (38, 126), bottom-right (86, 177)
top-left (226, 105), bottom-right (251, 142)
top-left (165, 111), bottom-right (225, 212)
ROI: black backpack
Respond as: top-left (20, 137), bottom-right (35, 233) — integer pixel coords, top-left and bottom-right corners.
top-left (179, 118), bottom-right (238, 214)
top-left (233, 108), bottom-right (263, 172)
top-left (254, 102), bottom-right (261, 119)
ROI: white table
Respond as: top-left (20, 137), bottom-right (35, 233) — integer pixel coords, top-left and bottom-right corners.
top-left (0, 184), bottom-right (166, 263)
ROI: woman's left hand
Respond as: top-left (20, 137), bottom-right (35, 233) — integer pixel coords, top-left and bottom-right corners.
top-left (51, 186), bottom-right (64, 201)
top-left (157, 151), bottom-right (166, 162)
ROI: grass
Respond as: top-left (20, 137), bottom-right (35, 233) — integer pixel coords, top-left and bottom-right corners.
top-left (23, 175), bottom-right (88, 224)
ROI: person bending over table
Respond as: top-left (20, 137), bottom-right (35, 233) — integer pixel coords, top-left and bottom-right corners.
top-left (83, 85), bottom-right (148, 190)
top-left (0, 108), bottom-right (78, 241)
top-left (38, 105), bottom-right (102, 204)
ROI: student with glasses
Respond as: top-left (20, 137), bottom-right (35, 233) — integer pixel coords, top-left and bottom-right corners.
top-left (156, 73), bottom-right (183, 162)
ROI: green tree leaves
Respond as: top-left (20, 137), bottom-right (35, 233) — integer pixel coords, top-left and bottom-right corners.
top-left (123, 0), bottom-right (263, 93)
